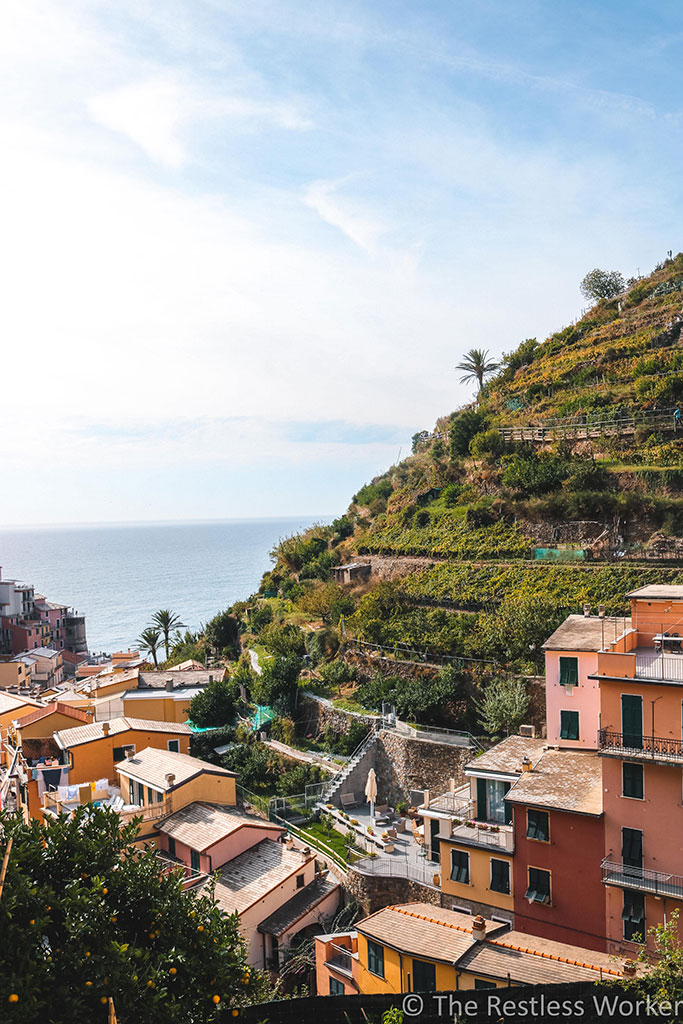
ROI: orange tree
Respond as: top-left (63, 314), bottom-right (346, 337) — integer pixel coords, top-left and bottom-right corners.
top-left (0, 806), bottom-right (268, 1023)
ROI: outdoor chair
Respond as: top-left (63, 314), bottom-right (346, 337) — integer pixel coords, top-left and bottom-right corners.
top-left (340, 792), bottom-right (360, 810)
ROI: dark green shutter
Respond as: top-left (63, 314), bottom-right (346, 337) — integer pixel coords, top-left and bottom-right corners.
top-left (476, 778), bottom-right (487, 821)
top-left (503, 781), bottom-right (512, 825)
top-left (559, 657), bottom-right (579, 686)
top-left (621, 695), bottom-right (643, 749)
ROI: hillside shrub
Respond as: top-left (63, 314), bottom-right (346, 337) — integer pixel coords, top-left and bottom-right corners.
top-left (476, 678), bottom-right (530, 736)
top-left (501, 451), bottom-right (570, 496)
top-left (449, 410), bottom-right (486, 458)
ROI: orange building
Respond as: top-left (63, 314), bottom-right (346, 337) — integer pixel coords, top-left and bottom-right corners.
top-left (592, 584), bottom-right (683, 954)
top-left (53, 717), bottom-right (192, 786)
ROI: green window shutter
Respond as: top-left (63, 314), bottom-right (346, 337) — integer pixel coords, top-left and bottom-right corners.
top-left (526, 867), bottom-right (551, 903)
top-left (490, 858), bottom-right (510, 894)
top-left (622, 828), bottom-right (643, 868)
top-left (190, 849), bottom-right (201, 874)
top-left (560, 710), bottom-right (579, 740)
top-left (476, 778), bottom-right (487, 821)
top-left (622, 762), bottom-right (644, 800)
top-left (527, 809), bottom-right (549, 842)
top-left (412, 959), bottom-right (436, 993)
top-left (559, 657), bottom-right (578, 686)
top-left (621, 695), bottom-right (643, 749)
top-left (450, 849), bottom-right (470, 884)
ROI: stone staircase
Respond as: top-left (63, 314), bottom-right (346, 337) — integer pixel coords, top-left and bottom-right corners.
top-left (322, 725), bottom-right (378, 806)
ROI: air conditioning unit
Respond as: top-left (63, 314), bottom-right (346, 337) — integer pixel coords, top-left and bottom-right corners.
top-left (519, 724), bottom-right (536, 738)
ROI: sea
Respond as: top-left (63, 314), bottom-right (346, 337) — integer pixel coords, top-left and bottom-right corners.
top-left (0, 518), bottom-right (325, 655)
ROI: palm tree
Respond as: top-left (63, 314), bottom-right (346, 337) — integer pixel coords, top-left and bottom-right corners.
top-left (137, 627), bottom-right (162, 669)
top-left (455, 348), bottom-right (499, 391)
top-left (152, 609), bottom-right (187, 660)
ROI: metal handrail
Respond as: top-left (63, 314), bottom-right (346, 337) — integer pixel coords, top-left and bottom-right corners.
top-left (598, 729), bottom-right (683, 761)
top-left (602, 858), bottom-right (683, 898)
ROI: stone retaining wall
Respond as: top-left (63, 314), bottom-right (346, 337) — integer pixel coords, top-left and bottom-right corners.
top-left (375, 730), bottom-right (472, 806)
top-left (343, 868), bottom-right (441, 914)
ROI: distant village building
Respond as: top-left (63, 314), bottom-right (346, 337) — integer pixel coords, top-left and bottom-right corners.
top-left (0, 565), bottom-right (87, 657)
top-left (331, 563), bottom-right (372, 585)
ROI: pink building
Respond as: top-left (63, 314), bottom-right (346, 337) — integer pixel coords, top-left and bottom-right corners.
top-left (542, 613), bottom-right (630, 749)
top-left (157, 801), bottom-right (340, 969)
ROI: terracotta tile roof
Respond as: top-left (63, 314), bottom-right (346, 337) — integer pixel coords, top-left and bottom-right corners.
top-left (0, 692), bottom-right (44, 715)
top-left (466, 735), bottom-right (547, 777)
top-left (54, 717), bottom-right (192, 749)
top-left (506, 748), bottom-right (603, 816)
top-left (206, 839), bottom-right (312, 916)
top-left (15, 703), bottom-right (89, 728)
top-left (542, 614), bottom-right (631, 652)
top-left (258, 875), bottom-right (340, 938)
top-left (458, 931), bottom-right (626, 984)
top-left (356, 904), bottom-right (505, 963)
top-left (157, 802), bottom-right (282, 851)
top-left (115, 747), bottom-right (236, 790)
top-left (626, 585), bottom-right (683, 600)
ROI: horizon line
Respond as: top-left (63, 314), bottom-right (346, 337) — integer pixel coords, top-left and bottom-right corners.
top-left (0, 513), bottom-right (335, 531)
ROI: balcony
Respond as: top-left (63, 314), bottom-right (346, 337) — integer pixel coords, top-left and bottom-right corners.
top-left (325, 943), bottom-right (356, 978)
top-left (598, 729), bottom-right (683, 765)
top-left (635, 648), bottom-right (683, 683)
top-left (449, 820), bottom-right (515, 853)
top-left (602, 858), bottom-right (683, 899)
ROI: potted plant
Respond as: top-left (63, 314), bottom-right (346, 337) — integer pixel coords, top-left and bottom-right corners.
top-left (367, 826), bottom-right (374, 835)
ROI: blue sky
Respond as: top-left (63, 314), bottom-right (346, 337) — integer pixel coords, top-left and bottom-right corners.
top-left (1, 0), bottom-right (682, 525)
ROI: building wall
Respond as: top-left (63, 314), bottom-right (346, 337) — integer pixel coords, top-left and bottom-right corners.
top-left (159, 821), bottom-right (284, 873)
top-left (512, 806), bottom-right (606, 952)
top-left (239, 853), bottom-right (317, 967)
top-left (17, 711), bottom-right (88, 740)
top-left (631, 598), bottom-right (683, 643)
top-left (118, 769), bottom-right (236, 813)
top-left (122, 695), bottom-right (192, 723)
top-left (440, 838), bottom-right (514, 916)
top-left (599, 678), bottom-right (681, 744)
top-left (602, 754), bottom-right (683, 952)
top-left (68, 728), bottom-right (191, 784)
top-left (315, 934), bottom-right (358, 996)
top-left (0, 662), bottom-right (29, 689)
top-left (545, 650), bottom-right (600, 750)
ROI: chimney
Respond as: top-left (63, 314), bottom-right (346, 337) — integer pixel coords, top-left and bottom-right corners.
top-left (125, 748), bottom-right (135, 759)
top-left (472, 916), bottom-right (486, 942)
top-left (208, 674), bottom-right (214, 684)
top-left (521, 756), bottom-right (532, 772)
top-left (102, 721), bottom-right (110, 736)
top-left (448, 778), bottom-right (456, 794)
top-left (622, 960), bottom-right (637, 978)
top-left (423, 789), bottom-right (430, 809)
top-left (165, 773), bottom-right (176, 788)
top-left (165, 679), bottom-right (174, 692)
top-left (284, 834), bottom-right (294, 847)
top-left (583, 603), bottom-right (591, 617)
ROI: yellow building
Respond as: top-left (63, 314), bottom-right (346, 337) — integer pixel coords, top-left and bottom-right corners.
top-left (343, 903), bottom-right (634, 993)
top-left (121, 684), bottom-right (206, 724)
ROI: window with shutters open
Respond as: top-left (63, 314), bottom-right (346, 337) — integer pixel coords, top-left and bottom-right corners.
top-left (526, 809), bottom-right (550, 842)
top-left (559, 657), bottom-right (578, 687)
top-left (450, 849), bottom-right (470, 884)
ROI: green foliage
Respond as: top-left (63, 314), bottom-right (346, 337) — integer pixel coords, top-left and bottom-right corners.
top-left (188, 677), bottom-right (239, 729)
top-left (621, 909), bottom-right (682, 1004)
top-left (469, 428), bottom-right (504, 461)
top-left (189, 724), bottom-right (236, 762)
top-left (304, 627), bottom-right (340, 665)
top-left (204, 609), bottom-right (241, 659)
top-left (137, 628), bottom-right (162, 670)
top-left (151, 609), bottom-right (187, 660)
top-left (250, 654), bottom-right (302, 714)
top-left (259, 622), bottom-right (306, 658)
top-left (250, 603), bottom-right (274, 633)
top-left (455, 348), bottom-right (499, 390)
top-left (331, 515), bottom-right (354, 541)
top-left (166, 629), bottom-right (204, 669)
top-left (476, 677), bottom-right (530, 736)
top-left (358, 511), bottom-right (529, 560)
top-left (580, 268), bottom-right (625, 303)
top-left (318, 660), bottom-right (358, 689)
top-left (501, 450), bottom-right (570, 495)
top-left (502, 337), bottom-right (539, 377)
top-left (355, 664), bottom-right (470, 725)
top-left (353, 476), bottom-right (394, 510)
top-left (219, 741), bottom-right (324, 794)
top-left (449, 409), bottom-right (486, 458)
top-left (471, 593), bottom-right (565, 670)
top-left (0, 806), bottom-right (263, 1023)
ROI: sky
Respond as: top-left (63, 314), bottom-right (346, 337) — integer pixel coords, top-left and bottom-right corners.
top-left (1, 0), bottom-right (682, 526)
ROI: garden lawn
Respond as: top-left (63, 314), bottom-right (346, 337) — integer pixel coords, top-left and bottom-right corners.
top-left (301, 820), bottom-right (363, 864)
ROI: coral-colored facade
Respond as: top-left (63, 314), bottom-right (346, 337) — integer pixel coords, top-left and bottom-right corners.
top-left (511, 804), bottom-right (606, 952)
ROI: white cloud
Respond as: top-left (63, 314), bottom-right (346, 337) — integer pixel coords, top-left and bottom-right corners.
top-left (304, 177), bottom-right (387, 253)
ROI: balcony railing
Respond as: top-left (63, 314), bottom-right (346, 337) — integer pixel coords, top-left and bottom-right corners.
top-left (325, 944), bottom-right (355, 977)
top-left (635, 651), bottom-right (683, 682)
top-left (427, 792), bottom-right (472, 816)
top-left (598, 729), bottom-right (683, 763)
top-left (602, 858), bottom-right (683, 899)
top-left (449, 820), bottom-right (515, 853)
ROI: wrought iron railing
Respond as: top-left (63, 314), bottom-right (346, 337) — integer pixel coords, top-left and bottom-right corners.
top-left (598, 729), bottom-right (683, 762)
top-left (601, 858), bottom-right (683, 898)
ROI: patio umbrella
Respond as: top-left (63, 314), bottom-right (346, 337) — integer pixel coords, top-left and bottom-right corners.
top-left (365, 768), bottom-right (378, 820)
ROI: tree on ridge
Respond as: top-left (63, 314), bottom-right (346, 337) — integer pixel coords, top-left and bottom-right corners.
top-left (455, 348), bottom-right (499, 392)
top-left (137, 627), bottom-right (162, 669)
top-left (152, 609), bottom-right (187, 660)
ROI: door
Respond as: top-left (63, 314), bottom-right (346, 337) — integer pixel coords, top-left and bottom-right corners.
top-left (621, 694), bottom-right (643, 750)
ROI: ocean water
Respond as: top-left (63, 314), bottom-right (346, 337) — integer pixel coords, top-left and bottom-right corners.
top-left (0, 518), bottom-right (323, 654)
